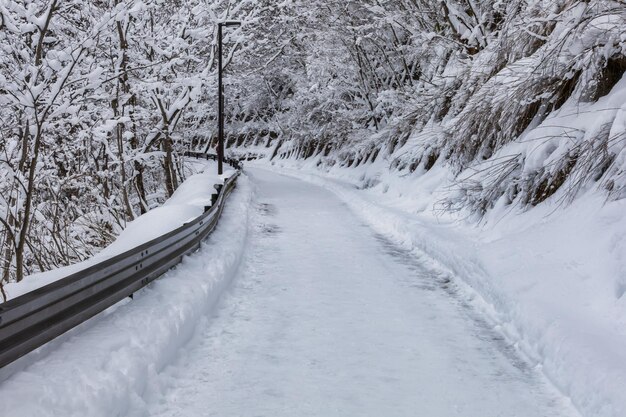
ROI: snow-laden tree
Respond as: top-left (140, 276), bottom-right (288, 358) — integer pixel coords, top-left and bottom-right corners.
top-left (0, 0), bottom-right (257, 293)
top-left (0, 0), bottom-right (110, 285)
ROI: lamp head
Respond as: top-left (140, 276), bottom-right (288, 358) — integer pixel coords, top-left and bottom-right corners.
top-left (220, 21), bottom-right (242, 27)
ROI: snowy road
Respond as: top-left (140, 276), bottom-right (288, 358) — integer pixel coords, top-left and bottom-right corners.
top-left (147, 168), bottom-right (578, 417)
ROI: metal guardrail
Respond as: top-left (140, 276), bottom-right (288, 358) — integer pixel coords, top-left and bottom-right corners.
top-left (185, 151), bottom-right (243, 171)
top-left (0, 154), bottom-right (241, 369)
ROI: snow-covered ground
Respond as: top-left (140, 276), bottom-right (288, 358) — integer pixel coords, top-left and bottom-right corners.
top-left (4, 159), bottom-right (235, 301)
top-left (0, 160), bottom-right (620, 417)
top-left (141, 167), bottom-right (579, 417)
top-left (0, 172), bottom-right (253, 416)
top-left (0, 167), bottom-right (586, 417)
top-left (251, 159), bottom-right (626, 417)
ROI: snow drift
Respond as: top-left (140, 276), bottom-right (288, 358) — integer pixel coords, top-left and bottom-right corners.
top-left (0, 173), bottom-right (253, 417)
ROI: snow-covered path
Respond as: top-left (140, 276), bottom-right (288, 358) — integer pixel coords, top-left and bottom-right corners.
top-left (147, 168), bottom-right (578, 417)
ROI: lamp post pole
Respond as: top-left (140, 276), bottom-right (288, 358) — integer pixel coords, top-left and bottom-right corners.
top-left (217, 21), bottom-right (241, 175)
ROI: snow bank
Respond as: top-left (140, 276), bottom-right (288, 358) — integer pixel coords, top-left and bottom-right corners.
top-left (4, 160), bottom-right (235, 301)
top-left (0, 174), bottom-right (253, 417)
top-left (254, 161), bottom-right (626, 417)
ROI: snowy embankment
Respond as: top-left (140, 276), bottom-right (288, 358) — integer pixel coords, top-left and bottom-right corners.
top-left (0, 171), bottom-right (253, 417)
top-left (4, 160), bottom-right (235, 301)
top-left (252, 160), bottom-right (626, 417)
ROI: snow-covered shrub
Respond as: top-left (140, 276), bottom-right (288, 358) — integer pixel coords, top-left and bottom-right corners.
top-left (449, 1), bottom-right (626, 213)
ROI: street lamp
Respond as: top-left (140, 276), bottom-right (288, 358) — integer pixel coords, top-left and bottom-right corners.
top-left (217, 20), bottom-right (241, 175)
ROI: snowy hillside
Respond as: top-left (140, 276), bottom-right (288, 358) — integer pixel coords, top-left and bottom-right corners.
top-left (231, 1), bottom-right (626, 219)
